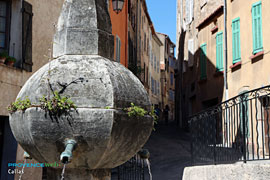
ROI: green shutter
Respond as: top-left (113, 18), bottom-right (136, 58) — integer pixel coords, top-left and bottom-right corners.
top-left (252, 1), bottom-right (263, 54)
top-left (216, 32), bottom-right (223, 71)
top-left (232, 18), bottom-right (241, 64)
top-left (200, 43), bottom-right (207, 79)
top-left (239, 92), bottom-right (250, 137)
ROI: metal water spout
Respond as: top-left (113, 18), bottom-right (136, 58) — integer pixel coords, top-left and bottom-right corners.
top-left (60, 139), bottom-right (77, 164)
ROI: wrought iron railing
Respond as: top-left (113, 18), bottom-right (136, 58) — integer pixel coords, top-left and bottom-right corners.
top-left (112, 153), bottom-right (146, 180)
top-left (190, 85), bottom-right (270, 165)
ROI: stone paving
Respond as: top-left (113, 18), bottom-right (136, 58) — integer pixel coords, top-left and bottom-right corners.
top-left (143, 121), bottom-right (191, 180)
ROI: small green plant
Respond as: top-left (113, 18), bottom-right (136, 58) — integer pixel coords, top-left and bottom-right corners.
top-left (124, 103), bottom-right (147, 118)
top-left (8, 97), bottom-right (32, 113)
top-left (6, 56), bottom-right (16, 63)
top-left (39, 91), bottom-right (77, 117)
top-left (0, 51), bottom-right (8, 58)
top-left (149, 106), bottom-right (158, 122)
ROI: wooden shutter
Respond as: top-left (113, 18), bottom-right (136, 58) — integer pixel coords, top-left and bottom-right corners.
top-left (188, 39), bottom-right (194, 67)
top-left (200, 43), bottom-right (207, 79)
top-left (22, 1), bottom-right (33, 72)
top-left (118, 37), bottom-right (121, 62)
top-left (216, 32), bottom-right (223, 71)
top-left (232, 18), bottom-right (241, 63)
top-left (252, 1), bottom-right (263, 54)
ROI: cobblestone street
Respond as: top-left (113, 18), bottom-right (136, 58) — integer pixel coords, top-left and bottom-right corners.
top-left (144, 122), bottom-right (191, 180)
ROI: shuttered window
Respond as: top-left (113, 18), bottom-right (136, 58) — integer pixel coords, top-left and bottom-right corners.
top-left (115, 35), bottom-right (121, 62)
top-left (252, 1), bottom-right (263, 54)
top-left (216, 32), bottom-right (223, 71)
top-left (200, 43), bottom-right (207, 79)
top-left (22, 1), bottom-right (33, 72)
top-left (0, 1), bottom-right (9, 51)
top-left (232, 18), bottom-right (241, 63)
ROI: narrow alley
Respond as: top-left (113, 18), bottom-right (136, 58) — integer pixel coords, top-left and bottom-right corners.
top-left (144, 122), bottom-right (191, 180)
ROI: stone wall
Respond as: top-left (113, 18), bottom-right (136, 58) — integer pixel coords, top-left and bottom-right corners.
top-left (183, 163), bottom-right (270, 180)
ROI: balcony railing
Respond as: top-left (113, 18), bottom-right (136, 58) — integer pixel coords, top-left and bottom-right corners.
top-left (190, 85), bottom-right (270, 165)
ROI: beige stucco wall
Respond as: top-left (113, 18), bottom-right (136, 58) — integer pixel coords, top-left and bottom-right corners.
top-left (227, 0), bottom-right (270, 98)
top-left (177, 0), bottom-right (270, 116)
top-left (149, 34), bottom-right (161, 105)
top-left (0, 0), bottom-right (63, 116)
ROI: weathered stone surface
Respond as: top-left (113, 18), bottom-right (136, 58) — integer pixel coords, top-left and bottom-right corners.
top-left (183, 163), bottom-right (270, 180)
top-left (10, 55), bottom-right (153, 169)
top-left (46, 168), bottom-right (111, 180)
top-left (10, 107), bottom-right (153, 169)
top-left (17, 55), bottom-right (150, 110)
top-left (53, 0), bottom-right (114, 59)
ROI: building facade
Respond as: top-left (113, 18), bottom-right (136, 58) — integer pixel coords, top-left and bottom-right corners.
top-left (176, 0), bottom-right (270, 127)
top-left (157, 33), bottom-right (176, 122)
top-left (149, 26), bottom-right (162, 105)
top-left (108, 0), bottom-right (128, 67)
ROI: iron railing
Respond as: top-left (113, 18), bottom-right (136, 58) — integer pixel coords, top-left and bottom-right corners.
top-left (112, 153), bottom-right (146, 180)
top-left (190, 85), bottom-right (270, 165)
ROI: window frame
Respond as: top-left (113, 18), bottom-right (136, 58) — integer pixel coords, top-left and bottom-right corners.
top-left (216, 31), bottom-right (224, 72)
top-left (232, 17), bottom-right (241, 64)
top-left (200, 43), bottom-right (207, 79)
top-left (0, 0), bottom-right (11, 52)
top-left (252, 1), bottom-right (263, 54)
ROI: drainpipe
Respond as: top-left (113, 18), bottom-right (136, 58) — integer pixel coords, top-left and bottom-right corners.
top-left (224, 0), bottom-right (228, 101)
top-left (224, 0), bottom-right (229, 146)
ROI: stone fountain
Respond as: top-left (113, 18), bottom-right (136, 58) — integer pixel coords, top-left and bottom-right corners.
top-left (9, 0), bottom-right (153, 179)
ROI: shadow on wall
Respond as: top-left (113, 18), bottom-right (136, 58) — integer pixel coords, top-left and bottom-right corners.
top-left (176, 28), bottom-right (225, 130)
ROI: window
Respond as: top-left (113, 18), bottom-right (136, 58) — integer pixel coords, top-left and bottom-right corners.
top-left (239, 91), bottom-right (250, 137)
top-left (170, 72), bottom-right (173, 86)
top-left (157, 82), bottom-right (160, 95)
top-left (0, 1), bottom-right (9, 51)
top-left (157, 59), bottom-right (160, 73)
top-left (188, 39), bottom-right (194, 67)
top-left (115, 35), bottom-right (121, 62)
top-left (232, 18), bottom-right (241, 63)
top-left (169, 90), bottom-right (174, 101)
top-left (154, 80), bottom-right (156, 95)
top-left (216, 32), bottom-right (223, 71)
top-left (22, 1), bottom-right (33, 71)
top-left (200, 43), bottom-right (207, 79)
top-left (151, 77), bottom-right (154, 93)
top-left (185, 0), bottom-right (194, 24)
top-left (154, 55), bottom-right (156, 71)
top-left (252, 1), bottom-right (263, 54)
top-left (144, 33), bottom-right (146, 51)
top-left (151, 52), bottom-right (153, 66)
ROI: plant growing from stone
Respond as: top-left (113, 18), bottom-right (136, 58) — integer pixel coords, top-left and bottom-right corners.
top-left (124, 103), bottom-right (147, 118)
top-left (8, 97), bottom-right (32, 113)
top-left (124, 103), bottom-right (158, 122)
top-left (39, 91), bottom-right (77, 118)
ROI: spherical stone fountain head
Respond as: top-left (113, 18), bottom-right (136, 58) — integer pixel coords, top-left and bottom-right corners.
top-left (9, 55), bottom-right (154, 169)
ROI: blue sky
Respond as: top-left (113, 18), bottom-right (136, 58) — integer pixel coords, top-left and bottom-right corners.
top-left (146, 0), bottom-right (177, 44)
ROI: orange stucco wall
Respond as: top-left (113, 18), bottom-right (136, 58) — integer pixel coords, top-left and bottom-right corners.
top-left (109, 0), bottom-right (128, 67)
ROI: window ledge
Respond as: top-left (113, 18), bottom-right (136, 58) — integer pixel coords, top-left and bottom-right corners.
top-left (250, 51), bottom-right (264, 60)
top-left (0, 63), bottom-right (22, 71)
top-left (230, 61), bottom-right (242, 69)
top-left (211, 26), bottom-right (218, 33)
top-left (214, 70), bottom-right (224, 77)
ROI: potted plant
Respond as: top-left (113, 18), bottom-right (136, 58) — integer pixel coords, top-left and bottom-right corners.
top-left (0, 51), bottom-right (8, 64)
top-left (6, 56), bottom-right (16, 67)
